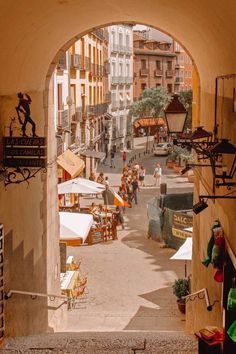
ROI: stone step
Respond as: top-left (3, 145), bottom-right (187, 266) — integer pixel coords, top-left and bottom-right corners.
top-left (1, 331), bottom-right (197, 354)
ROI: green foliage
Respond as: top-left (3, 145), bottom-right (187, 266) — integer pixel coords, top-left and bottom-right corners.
top-left (129, 87), bottom-right (171, 118)
top-left (172, 278), bottom-right (189, 299)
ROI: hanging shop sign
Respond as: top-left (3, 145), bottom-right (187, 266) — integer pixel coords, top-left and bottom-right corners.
top-left (172, 211), bottom-right (193, 239)
top-left (3, 137), bottom-right (46, 168)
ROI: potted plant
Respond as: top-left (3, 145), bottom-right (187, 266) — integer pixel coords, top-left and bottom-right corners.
top-left (172, 278), bottom-right (190, 314)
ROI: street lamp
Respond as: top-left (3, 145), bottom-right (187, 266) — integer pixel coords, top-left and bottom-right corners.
top-left (164, 94), bottom-right (188, 134)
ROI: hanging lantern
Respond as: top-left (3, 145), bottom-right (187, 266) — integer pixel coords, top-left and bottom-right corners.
top-left (164, 94), bottom-right (188, 134)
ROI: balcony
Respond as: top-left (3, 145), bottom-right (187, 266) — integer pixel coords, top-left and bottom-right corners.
top-left (93, 28), bottom-right (108, 42)
top-left (111, 43), bottom-right (119, 53)
top-left (175, 76), bottom-right (184, 84)
top-left (154, 69), bottom-right (163, 77)
top-left (111, 76), bottom-right (119, 85)
top-left (71, 107), bottom-right (82, 123)
top-left (140, 68), bottom-right (149, 76)
top-left (118, 76), bottom-right (126, 85)
top-left (125, 76), bottom-right (133, 84)
top-left (125, 46), bottom-right (132, 55)
top-left (57, 109), bottom-right (69, 129)
top-left (86, 103), bottom-right (109, 117)
top-left (175, 63), bottom-right (184, 70)
top-left (70, 54), bottom-right (81, 69)
top-left (166, 70), bottom-right (175, 77)
top-left (105, 92), bottom-right (111, 104)
top-left (57, 53), bottom-right (67, 70)
top-left (111, 101), bottom-right (120, 110)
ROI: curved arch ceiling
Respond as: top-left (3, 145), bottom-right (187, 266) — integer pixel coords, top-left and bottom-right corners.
top-left (0, 0), bottom-right (236, 94)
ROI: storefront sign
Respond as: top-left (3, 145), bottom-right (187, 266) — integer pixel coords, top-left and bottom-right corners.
top-left (172, 211), bottom-right (193, 239)
top-left (3, 136), bottom-right (46, 168)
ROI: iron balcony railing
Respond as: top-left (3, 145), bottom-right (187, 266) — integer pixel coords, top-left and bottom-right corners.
top-left (93, 28), bottom-right (109, 42)
top-left (85, 103), bottom-right (108, 117)
top-left (111, 76), bottom-right (120, 85)
top-left (154, 69), bottom-right (163, 77)
top-left (175, 76), bottom-right (184, 83)
top-left (58, 53), bottom-right (67, 70)
top-left (140, 68), bottom-right (149, 76)
top-left (166, 70), bottom-right (175, 77)
top-left (57, 109), bottom-right (69, 129)
top-left (125, 76), bottom-right (133, 84)
top-left (111, 43), bottom-right (132, 55)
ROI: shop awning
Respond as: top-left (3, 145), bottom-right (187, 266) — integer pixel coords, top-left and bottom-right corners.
top-left (104, 113), bottom-right (113, 120)
top-left (57, 149), bottom-right (85, 178)
top-left (80, 149), bottom-right (106, 160)
top-left (133, 117), bottom-right (165, 128)
top-left (59, 212), bottom-right (93, 244)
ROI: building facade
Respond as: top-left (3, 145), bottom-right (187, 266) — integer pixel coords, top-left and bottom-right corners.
top-left (108, 25), bottom-right (134, 151)
top-left (54, 28), bottom-right (109, 177)
top-left (133, 28), bottom-right (192, 98)
top-left (174, 41), bottom-right (193, 92)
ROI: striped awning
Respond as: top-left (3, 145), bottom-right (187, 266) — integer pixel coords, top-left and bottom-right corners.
top-left (104, 113), bottom-right (113, 120)
top-left (133, 117), bottom-right (165, 128)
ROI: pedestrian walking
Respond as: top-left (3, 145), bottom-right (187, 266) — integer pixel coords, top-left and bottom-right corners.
top-left (139, 165), bottom-right (146, 187)
top-left (131, 177), bottom-right (139, 205)
top-left (110, 150), bottom-right (115, 168)
top-left (115, 206), bottom-right (125, 229)
top-left (153, 163), bottom-right (162, 187)
top-left (122, 151), bottom-right (127, 166)
top-left (104, 176), bottom-right (109, 187)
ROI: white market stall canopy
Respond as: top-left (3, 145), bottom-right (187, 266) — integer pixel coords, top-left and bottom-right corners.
top-left (59, 212), bottom-right (93, 245)
top-left (58, 177), bottom-right (105, 195)
top-left (170, 237), bottom-right (192, 261)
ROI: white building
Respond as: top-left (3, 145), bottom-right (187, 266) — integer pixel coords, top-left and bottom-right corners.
top-left (108, 24), bottom-right (134, 151)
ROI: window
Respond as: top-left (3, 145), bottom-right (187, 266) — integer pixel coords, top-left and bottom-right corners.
top-left (167, 61), bottom-right (172, 70)
top-left (167, 84), bottom-right (172, 93)
top-left (141, 83), bottom-right (146, 91)
top-left (156, 83), bottom-right (161, 88)
top-left (156, 60), bottom-right (161, 70)
top-left (112, 62), bottom-right (116, 76)
top-left (126, 34), bottom-right (129, 48)
top-left (57, 83), bottom-right (63, 110)
top-left (119, 33), bottom-right (123, 46)
top-left (119, 63), bottom-right (123, 76)
top-left (111, 92), bottom-right (116, 104)
top-left (126, 63), bottom-right (130, 76)
top-left (141, 59), bottom-right (146, 69)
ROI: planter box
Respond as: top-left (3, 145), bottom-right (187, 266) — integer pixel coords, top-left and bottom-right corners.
top-left (166, 160), bottom-right (175, 169)
top-left (173, 165), bottom-right (183, 173)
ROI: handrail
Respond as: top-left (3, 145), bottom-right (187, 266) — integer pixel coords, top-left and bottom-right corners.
top-left (5, 289), bottom-right (69, 302)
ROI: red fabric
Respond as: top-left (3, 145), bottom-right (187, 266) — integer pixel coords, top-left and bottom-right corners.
top-left (214, 269), bottom-right (224, 282)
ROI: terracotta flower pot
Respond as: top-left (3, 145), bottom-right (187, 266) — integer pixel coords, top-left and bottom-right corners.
top-left (177, 299), bottom-right (186, 314)
top-left (167, 160), bottom-right (175, 169)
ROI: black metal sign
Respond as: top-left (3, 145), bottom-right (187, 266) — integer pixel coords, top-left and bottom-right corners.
top-left (172, 211), bottom-right (193, 239)
top-left (3, 136), bottom-right (46, 168)
top-left (4, 137), bottom-right (46, 146)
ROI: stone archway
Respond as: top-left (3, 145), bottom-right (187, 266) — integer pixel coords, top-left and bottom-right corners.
top-left (0, 0), bottom-right (236, 337)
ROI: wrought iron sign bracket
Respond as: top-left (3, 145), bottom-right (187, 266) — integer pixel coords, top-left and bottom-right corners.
top-left (0, 166), bottom-right (47, 186)
top-left (1, 136), bottom-right (47, 187)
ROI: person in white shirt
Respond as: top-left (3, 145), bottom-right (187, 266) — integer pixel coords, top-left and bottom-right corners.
top-left (153, 163), bottom-right (162, 187)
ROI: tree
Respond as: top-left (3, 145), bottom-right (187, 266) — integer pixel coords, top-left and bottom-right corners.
top-left (129, 87), bottom-right (171, 118)
top-left (178, 89), bottom-right (193, 131)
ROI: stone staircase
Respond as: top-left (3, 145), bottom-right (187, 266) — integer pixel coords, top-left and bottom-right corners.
top-left (1, 331), bottom-right (197, 353)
